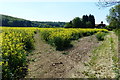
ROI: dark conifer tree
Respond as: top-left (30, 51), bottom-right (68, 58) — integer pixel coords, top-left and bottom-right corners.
top-left (88, 14), bottom-right (95, 28)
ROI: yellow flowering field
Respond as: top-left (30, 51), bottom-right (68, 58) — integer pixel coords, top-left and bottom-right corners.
top-left (0, 27), bottom-right (36, 79)
top-left (39, 28), bottom-right (108, 50)
top-left (0, 27), bottom-right (108, 79)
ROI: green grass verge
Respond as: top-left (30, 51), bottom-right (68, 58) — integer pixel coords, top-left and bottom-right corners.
top-left (83, 31), bottom-right (119, 78)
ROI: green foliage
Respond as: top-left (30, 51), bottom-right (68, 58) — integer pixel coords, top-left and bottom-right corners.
top-left (40, 29), bottom-right (71, 50)
top-left (51, 35), bottom-right (71, 50)
top-left (104, 25), bottom-right (114, 30)
top-left (106, 4), bottom-right (120, 29)
top-left (62, 52), bottom-right (69, 55)
top-left (40, 28), bottom-right (108, 50)
top-left (64, 14), bottom-right (95, 28)
top-left (83, 15), bottom-right (89, 22)
top-left (82, 15), bottom-right (89, 28)
top-left (40, 30), bottom-right (53, 41)
top-left (64, 22), bottom-right (73, 28)
top-left (72, 17), bottom-right (82, 28)
top-left (114, 29), bottom-right (120, 41)
top-left (82, 14), bottom-right (95, 28)
top-left (95, 32), bottom-right (107, 41)
top-left (86, 21), bottom-right (92, 28)
top-left (88, 14), bottom-right (95, 28)
top-left (1, 28), bottom-right (35, 79)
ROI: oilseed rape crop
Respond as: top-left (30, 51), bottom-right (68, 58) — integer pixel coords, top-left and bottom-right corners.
top-left (39, 28), bottom-right (108, 50)
top-left (1, 27), bottom-right (36, 79)
top-left (0, 27), bottom-right (108, 79)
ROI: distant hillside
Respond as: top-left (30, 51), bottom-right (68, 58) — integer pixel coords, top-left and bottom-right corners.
top-left (0, 14), bottom-right (66, 27)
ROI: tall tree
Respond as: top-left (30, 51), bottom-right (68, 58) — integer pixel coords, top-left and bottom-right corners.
top-left (88, 14), bottom-right (95, 28)
top-left (106, 4), bottom-right (120, 29)
top-left (83, 15), bottom-right (89, 22)
top-left (72, 17), bottom-right (82, 28)
top-left (86, 21), bottom-right (93, 28)
top-left (82, 15), bottom-right (89, 28)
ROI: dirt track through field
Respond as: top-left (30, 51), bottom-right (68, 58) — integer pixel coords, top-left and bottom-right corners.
top-left (26, 30), bottom-right (100, 78)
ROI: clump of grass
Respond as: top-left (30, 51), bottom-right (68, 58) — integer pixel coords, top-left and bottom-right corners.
top-left (95, 32), bottom-right (107, 41)
top-left (62, 52), bottom-right (69, 55)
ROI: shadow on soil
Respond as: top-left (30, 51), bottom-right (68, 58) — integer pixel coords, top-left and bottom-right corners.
top-left (56, 44), bottom-right (73, 51)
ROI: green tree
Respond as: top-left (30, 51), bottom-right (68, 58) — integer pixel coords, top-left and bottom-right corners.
top-left (8, 21), bottom-right (13, 26)
top-left (83, 15), bottom-right (89, 22)
top-left (82, 14), bottom-right (95, 28)
top-left (72, 17), bottom-right (82, 28)
top-left (64, 21), bottom-right (73, 28)
top-left (86, 21), bottom-right (92, 28)
top-left (88, 14), bottom-right (95, 28)
top-left (82, 15), bottom-right (89, 28)
top-left (106, 4), bottom-right (120, 29)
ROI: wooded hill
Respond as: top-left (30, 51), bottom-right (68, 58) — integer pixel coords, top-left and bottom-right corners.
top-left (0, 14), bottom-right (66, 28)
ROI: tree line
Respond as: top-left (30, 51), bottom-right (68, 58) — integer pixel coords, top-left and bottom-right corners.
top-left (64, 14), bottom-right (95, 28)
top-left (0, 14), bottom-right (65, 28)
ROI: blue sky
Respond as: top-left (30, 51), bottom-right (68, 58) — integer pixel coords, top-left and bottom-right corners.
top-left (0, 1), bottom-right (111, 24)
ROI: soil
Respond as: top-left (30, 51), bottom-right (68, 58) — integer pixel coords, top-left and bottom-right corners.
top-left (25, 30), bottom-right (101, 78)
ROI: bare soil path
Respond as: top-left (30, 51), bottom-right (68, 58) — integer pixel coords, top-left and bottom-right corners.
top-left (25, 30), bottom-right (100, 78)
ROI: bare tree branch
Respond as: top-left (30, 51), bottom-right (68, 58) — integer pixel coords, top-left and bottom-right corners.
top-left (97, 0), bottom-right (120, 7)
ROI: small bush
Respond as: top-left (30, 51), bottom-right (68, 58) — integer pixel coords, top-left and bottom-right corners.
top-left (40, 30), bottom-right (52, 41)
top-left (49, 31), bottom-right (71, 50)
top-left (95, 32), bottom-right (107, 41)
top-left (62, 52), bottom-right (69, 55)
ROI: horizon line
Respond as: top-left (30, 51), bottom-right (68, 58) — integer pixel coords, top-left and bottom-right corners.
top-left (1, 14), bottom-right (108, 24)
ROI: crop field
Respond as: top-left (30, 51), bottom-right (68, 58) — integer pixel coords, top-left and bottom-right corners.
top-left (0, 27), bottom-right (119, 79)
